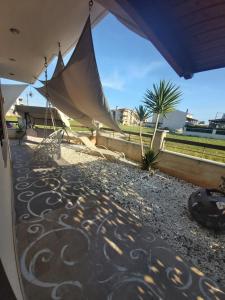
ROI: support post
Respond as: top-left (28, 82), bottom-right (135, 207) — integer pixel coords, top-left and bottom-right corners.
top-left (152, 130), bottom-right (167, 153)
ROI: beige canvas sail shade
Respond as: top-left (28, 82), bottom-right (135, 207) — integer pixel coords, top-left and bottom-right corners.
top-left (52, 50), bottom-right (65, 78)
top-left (37, 85), bottom-right (94, 128)
top-left (46, 17), bottom-right (121, 132)
top-left (37, 49), bottom-right (94, 128)
top-left (39, 50), bottom-right (65, 85)
top-left (1, 84), bottom-right (28, 113)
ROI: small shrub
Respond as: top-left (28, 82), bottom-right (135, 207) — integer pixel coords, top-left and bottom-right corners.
top-left (141, 150), bottom-right (159, 171)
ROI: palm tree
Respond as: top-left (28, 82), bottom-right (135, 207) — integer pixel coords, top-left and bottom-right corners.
top-left (134, 105), bottom-right (150, 157)
top-left (143, 80), bottom-right (182, 149)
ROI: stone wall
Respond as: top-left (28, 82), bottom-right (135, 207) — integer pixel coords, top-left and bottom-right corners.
top-left (96, 134), bottom-right (225, 188)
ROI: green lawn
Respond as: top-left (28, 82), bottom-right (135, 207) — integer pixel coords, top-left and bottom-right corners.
top-left (165, 142), bottom-right (225, 163)
top-left (167, 132), bottom-right (225, 146)
top-left (165, 133), bottom-right (225, 163)
top-left (6, 115), bottom-right (18, 122)
top-left (6, 116), bottom-right (90, 132)
top-left (119, 124), bottom-right (153, 134)
top-left (119, 124), bottom-right (225, 163)
top-left (119, 124), bottom-right (225, 146)
top-left (69, 119), bottom-right (90, 132)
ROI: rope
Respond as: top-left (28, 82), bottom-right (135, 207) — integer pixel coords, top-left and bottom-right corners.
top-left (35, 57), bottom-right (63, 158)
top-left (49, 101), bottom-right (56, 130)
top-left (89, 0), bottom-right (93, 11)
top-left (44, 58), bottom-right (49, 137)
top-left (44, 57), bottom-right (56, 136)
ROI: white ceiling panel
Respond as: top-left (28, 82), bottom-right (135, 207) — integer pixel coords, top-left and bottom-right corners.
top-left (0, 0), bottom-right (107, 83)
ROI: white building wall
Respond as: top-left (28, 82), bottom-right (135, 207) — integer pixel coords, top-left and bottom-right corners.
top-left (152, 110), bottom-right (187, 130)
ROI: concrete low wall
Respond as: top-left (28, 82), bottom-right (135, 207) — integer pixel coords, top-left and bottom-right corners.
top-left (97, 134), bottom-right (225, 188)
top-left (7, 128), bottom-right (19, 139)
top-left (7, 128), bottom-right (54, 139)
top-left (97, 134), bottom-right (144, 162)
top-left (158, 151), bottom-right (225, 188)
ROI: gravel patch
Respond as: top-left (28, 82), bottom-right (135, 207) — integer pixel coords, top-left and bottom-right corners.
top-left (60, 144), bottom-right (225, 286)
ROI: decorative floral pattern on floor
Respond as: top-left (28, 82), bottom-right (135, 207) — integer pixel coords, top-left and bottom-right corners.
top-left (11, 143), bottom-right (225, 300)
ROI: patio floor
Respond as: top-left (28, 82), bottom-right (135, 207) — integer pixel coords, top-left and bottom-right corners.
top-left (11, 142), bottom-right (225, 300)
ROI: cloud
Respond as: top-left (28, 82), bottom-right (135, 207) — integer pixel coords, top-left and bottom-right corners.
top-left (102, 70), bottom-right (125, 91)
top-left (128, 61), bottom-right (163, 79)
top-left (101, 60), bottom-right (163, 91)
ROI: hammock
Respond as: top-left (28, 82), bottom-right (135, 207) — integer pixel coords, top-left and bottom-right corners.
top-left (30, 54), bottom-right (65, 160)
top-left (33, 129), bottom-right (64, 161)
top-left (37, 82), bottom-right (94, 128)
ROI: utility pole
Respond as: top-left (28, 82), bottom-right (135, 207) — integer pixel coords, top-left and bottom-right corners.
top-left (115, 105), bottom-right (118, 122)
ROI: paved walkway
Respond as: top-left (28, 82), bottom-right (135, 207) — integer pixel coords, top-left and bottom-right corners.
top-left (11, 142), bottom-right (225, 300)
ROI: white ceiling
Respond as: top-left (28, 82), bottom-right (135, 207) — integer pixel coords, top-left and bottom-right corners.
top-left (0, 0), bottom-right (107, 83)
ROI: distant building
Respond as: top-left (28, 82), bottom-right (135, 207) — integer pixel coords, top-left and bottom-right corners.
top-left (186, 112), bottom-right (198, 126)
top-left (151, 109), bottom-right (198, 131)
top-left (198, 121), bottom-right (205, 125)
top-left (111, 108), bottom-right (138, 125)
top-left (209, 113), bottom-right (225, 128)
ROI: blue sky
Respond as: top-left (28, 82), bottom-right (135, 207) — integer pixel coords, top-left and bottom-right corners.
top-left (2, 13), bottom-right (225, 122)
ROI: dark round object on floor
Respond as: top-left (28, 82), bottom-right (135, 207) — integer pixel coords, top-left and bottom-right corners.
top-left (188, 189), bottom-right (225, 230)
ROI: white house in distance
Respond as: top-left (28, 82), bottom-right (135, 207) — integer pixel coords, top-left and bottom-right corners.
top-left (151, 109), bottom-right (198, 131)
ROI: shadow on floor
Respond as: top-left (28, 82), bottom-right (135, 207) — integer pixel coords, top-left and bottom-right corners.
top-left (11, 142), bottom-right (225, 300)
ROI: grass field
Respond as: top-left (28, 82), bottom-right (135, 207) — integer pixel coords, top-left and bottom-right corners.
top-left (5, 115), bottom-right (18, 122)
top-left (120, 124), bottom-right (153, 134)
top-left (6, 116), bottom-right (90, 131)
top-left (120, 124), bottom-right (225, 146)
top-left (69, 119), bottom-right (90, 131)
top-left (119, 124), bottom-right (225, 163)
top-left (5, 116), bottom-right (225, 163)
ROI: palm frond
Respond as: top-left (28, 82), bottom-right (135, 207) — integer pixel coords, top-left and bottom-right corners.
top-left (134, 105), bottom-right (151, 122)
top-left (141, 149), bottom-right (159, 170)
top-left (143, 80), bottom-right (182, 115)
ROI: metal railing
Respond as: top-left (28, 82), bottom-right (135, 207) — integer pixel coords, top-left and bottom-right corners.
top-left (165, 137), bottom-right (225, 150)
top-left (164, 137), bottom-right (225, 162)
top-left (100, 127), bottom-right (153, 143)
top-left (100, 127), bottom-right (225, 163)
